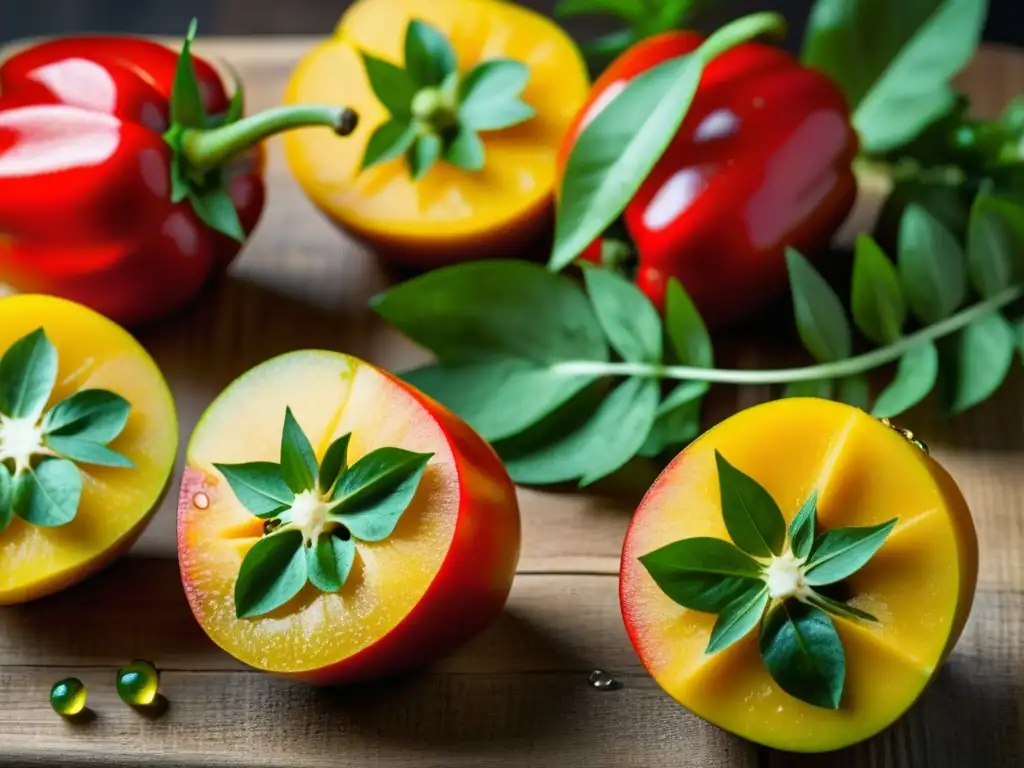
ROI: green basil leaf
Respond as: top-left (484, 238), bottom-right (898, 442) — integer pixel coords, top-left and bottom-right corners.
top-left (715, 450), bottom-right (786, 557)
top-left (802, 0), bottom-right (987, 153)
top-left (851, 234), bottom-right (907, 345)
top-left (939, 311), bottom-right (1017, 414)
top-left (782, 380), bottom-right (834, 400)
top-left (967, 193), bottom-right (1015, 298)
top-left (638, 380), bottom-right (707, 458)
top-left (169, 18), bottom-right (207, 128)
top-left (409, 133), bottom-right (441, 180)
top-left (306, 531), bottom-right (356, 593)
top-left (214, 462), bottom-right (294, 519)
top-left (806, 591), bottom-right (877, 623)
top-left (318, 434), bottom-right (351, 496)
top-left (401, 362), bottom-right (596, 443)
top-left (898, 204), bottom-right (967, 324)
top-left (788, 491), bottom-right (818, 560)
top-left (45, 436), bottom-right (133, 468)
top-left (706, 583), bottom-right (770, 655)
top-left (760, 601), bottom-right (845, 709)
top-left (0, 328), bottom-right (57, 420)
top-left (331, 449), bottom-right (431, 541)
top-left (361, 53), bottom-right (417, 118)
top-left (361, 119), bottom-right (417, 170)
top-left (462, 99), bottom-right (535, 132)
top-left (404, 20), bottom-right (457, 88)
top-left (189, 187), bottom-right (246, 243)
top-left (805, 518), bottom-right (897, 585)
top-left (233, 529), bottom-right (307, 619)
top-left (583, 266), bottom-right (662, 363)
top-left (838, 375), bottom-right (871, 410)
top-left (638, 536), bottom-right (764, 613)
top-left (42, 389), bottom-right (130, 443)
top-left (280, 408), bottom-right (318, 495)
top-left (785, 248), bottom-right (852, 363)
top-left (503, 376), bottom-right (658, 487)
top-left (14, 458), bottom-right (81, 528)
top-left (0, 463), bottom-right (12, 533)
top-left (458, 60), bottom-right (531, 129)
top-left (445, 127), bottom-right (485, 171)
top-left (871, 341), bottom-right (939, 418)
top-left (372, 261), bottom-right (608, 365)
top-left (665, 278), bottom-right (714, 367)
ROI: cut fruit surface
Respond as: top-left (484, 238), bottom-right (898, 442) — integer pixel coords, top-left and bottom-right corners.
top-left (282, 0), bottom-right (590, 264)
top-left (620, 397), bottom-right (978, 752)
top-left (0, 294), bottom-right (177, 604)
top-left (178, 350), bottom-right (520, 683)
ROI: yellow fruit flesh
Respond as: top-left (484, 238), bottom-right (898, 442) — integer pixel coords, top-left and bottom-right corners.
top-left (0, 295), bottom-right (177, 604)
top-left (282, 0), bottom-right (589, 249)
top-left (621, 398), bottom-right (977, 752)
top-left (181, 351), bottom-right (458, 673)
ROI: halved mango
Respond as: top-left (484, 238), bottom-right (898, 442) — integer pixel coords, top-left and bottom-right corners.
top-left (0, 294), bottom-right (178, 604)
top-left (620, 397), bottom-right (977, 752)
top-left (177, 350), bottom-right (520, 683)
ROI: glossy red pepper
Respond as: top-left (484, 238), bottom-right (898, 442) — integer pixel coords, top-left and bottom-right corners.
top-left (559, 32), bottom-right (858, 328)
top-left (0, 24), bottom-right (357, 326)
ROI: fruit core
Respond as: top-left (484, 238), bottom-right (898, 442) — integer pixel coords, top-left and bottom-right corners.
top-left (764, 551), bottom-right (809, 601)
top-left (288, 490), bottom-right (334, 546)
top-left (0, 415), bottom-right (46, 473)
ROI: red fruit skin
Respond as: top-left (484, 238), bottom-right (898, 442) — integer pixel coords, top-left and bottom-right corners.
top-left (177, 372), bottom-right (521, 686)
top-left (0, 37), bottom-right (264, 326)
top-left (558, 32), bottom-right (858, 328)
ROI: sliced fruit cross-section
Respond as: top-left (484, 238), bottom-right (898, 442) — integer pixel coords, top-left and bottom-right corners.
top-left (178, 350), bottom-right (521, 684)
top-left (620, 397), bottom-right (978, 753)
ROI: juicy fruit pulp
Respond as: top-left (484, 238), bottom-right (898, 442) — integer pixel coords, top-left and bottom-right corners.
top-left (0, 294), bottom-right (178, 604)
top-left (620, 398), bottom-right (977, 752)
top-left (178, 350), bottom-right (520, 684)
top-left (282, 0), bottom-right (590, 264)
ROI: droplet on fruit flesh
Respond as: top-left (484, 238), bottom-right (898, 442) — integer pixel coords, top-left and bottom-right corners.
top-left (116, 659), bottom-right (160, 707)
top-left (589, 669), bottom-right (620, 691)
top-left (192, 492), bottom-right (210, 509)
top-left (50, 677), bottom-right (87, 716)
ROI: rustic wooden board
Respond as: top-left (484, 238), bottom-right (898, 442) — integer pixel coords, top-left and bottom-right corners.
top-left (0, 36), bottom-right (1022, 767)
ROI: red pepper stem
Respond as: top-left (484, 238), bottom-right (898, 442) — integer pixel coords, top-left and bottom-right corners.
top-left (180, 105), bottom-right (359, 169)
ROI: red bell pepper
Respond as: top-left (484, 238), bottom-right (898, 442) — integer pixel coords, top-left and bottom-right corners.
top-left (559, 32), bottom-right (858, 328)
top-left (0, 22), bottom-right (357, 326)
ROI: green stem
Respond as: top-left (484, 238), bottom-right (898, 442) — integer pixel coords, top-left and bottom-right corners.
top-left (553, 286), bottom-right (1022, 384)
top-left (180, 106), bottom-right (359, 169)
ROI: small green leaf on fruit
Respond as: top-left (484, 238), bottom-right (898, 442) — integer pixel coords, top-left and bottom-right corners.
top-left (639, 536), bottom-right (764, 613)
top-left (404, 20), bottom-right (457, 88)
top-left (665, 278), bottom-right (714, 367)
top-left (871, 341), bottom-right (939, 418)
top-left (706, 583), bottom-right (770, 655)
top-left (0, 328), bottom-right (58, 420)
top-left (458, 60), bottom-right (534, 131)
top-left (361, 119), bottom-right (417, 170)
top-left (45, 436), bottom-right (133, 468)
top-left (330, 448), bottom-right (432, 541)
top-left (318, 434), bottom-right (351, 495)
top-left (788, 491), bottom-right (817, 560)
top-left (446, 127), bottom-right (485, 171)
top-left (214, 462), bottom-right (294, 518)
top-left (0, 464), bottom-right (12, 533)
top-left (715, 450), bottom-right (786, 557)
top-left (898, 205), bottom-right (967, 324)
top-left (851, 234), bottom-right (906, 345)
top-left (409, 133), bottom-right (441, 180)
top-left (234, 529), bottom-right (307, 619)
top-left (189, 187), bottom-right (246, 243)
top-left (760, 601), bottom-right (845, 709)
top-left (14, 458), bottom-right (81, 528)
top-left (361, 53), bottom-right (418, 118)
top-left (280, 408), bottom-right (318, 494)
top-left (306, 531), bottom-right (356, 593)
top-left (786, 248), bottom-right (852, 363)
top-left (43, 390), bottom-right (130, 443)
top-left (169, 18), bottom-right (207, 128)
top-left (804, 519), bottom-right (897, 586)
top-left (583, 266), bottom-right (663, 364)
top-left (806, 591), bottom-right (877, 623)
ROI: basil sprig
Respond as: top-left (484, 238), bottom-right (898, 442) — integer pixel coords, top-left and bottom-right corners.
top-left (372, 192), bottom-right (1023, 487)
top-left (0, 329), bottom-right (134, 532)
top-left (640, 451), bottom-right (897, 709)
top-left (215, 408), bottom-right (432, 619)
top-left (358, 19), bottom-right (534, 180)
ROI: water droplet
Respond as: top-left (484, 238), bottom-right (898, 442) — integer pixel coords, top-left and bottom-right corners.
top-left (51, 677), bottom-right (87, 717)
top-left (589, 669), bottom-right (620, 691)
top-left (116, 659), bottom-right (160, 708)
top-left (192, 492), bottom-right (209, 509)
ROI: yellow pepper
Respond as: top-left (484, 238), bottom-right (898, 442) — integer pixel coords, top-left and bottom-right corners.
top-left (282, 0), bottom-right (590, 266)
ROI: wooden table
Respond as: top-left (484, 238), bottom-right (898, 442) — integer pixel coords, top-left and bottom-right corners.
top-left (0, 37), bottom-right (1022, 768)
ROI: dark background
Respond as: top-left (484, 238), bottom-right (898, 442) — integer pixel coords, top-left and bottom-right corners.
top-left (1, 0), bottom-right (1022, 51)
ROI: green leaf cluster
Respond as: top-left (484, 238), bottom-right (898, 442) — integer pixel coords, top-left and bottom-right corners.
top-left (372, 260), bottom-right (711, 487)
top-left (0, 329), bottom-right (133, 532)
top-left (359, 19), bottom-right (534, 180)
top-left (215, 408), bottom-right (432, 619)
top-left (640, 452), bottom-right (895, 709)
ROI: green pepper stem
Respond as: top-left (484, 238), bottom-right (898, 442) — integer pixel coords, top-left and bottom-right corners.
top-left (180, 105), bottom-right (359, 169)
top-left (552, 285), bottom-right (1023, 384)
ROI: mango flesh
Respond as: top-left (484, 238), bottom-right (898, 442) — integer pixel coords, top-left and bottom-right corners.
top-left (620, 398), bottom-right (978, 753)
top-left (178, 350), bottom-right (520, 684)
top-left (282, 0), bottom-right (590, 264)
top-left (0, 294), bottom-right (178, 604)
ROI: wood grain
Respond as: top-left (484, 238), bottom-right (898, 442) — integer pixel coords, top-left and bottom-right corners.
top-left (0, 35), bottom-right (1022, 767)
